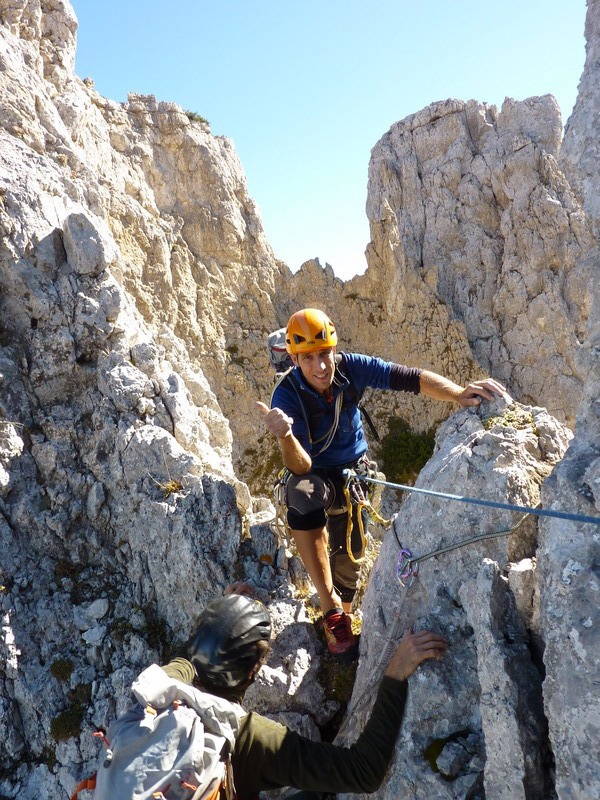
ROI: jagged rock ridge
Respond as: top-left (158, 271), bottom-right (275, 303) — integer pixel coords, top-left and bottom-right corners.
top-left (362, 95), bottom-right (592, 428)
top-left (342, 2), bottom-right (600, 797)
top-left (0, 0), bottom-right (598, 798)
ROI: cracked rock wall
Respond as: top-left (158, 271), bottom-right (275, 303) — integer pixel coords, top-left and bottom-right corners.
top-left (1, 0), bottom-right (594, 492)
top-left (338, 400), bottom-right (572, 800)
top-left (281, 92), bottom-right (594, 450)
top-left (1, 0), bottom-right (599, 798)
top-left (0, 0), bottom-right (293, 487)
top-left (341, 3), bottom-right (600, 797)
top-left (536, 2), bottom-right (600, 797)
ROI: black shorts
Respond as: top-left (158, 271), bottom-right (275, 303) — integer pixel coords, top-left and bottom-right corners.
top-left (285, 468), bottom-right (346, 531)
top-left (285, 463), bottom-right (370, 601)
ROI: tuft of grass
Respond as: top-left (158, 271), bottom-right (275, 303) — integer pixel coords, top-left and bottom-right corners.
top-left (245, 439), bottom-right (284, 497)
top-left (156, 478), bottom-right (184, 497)
top-left (143, 609), bottom-right (172, 660)
top-left (149, 447), bottom-right (185, 498)
top-left (314, 638), bottom-right (360, 742)
top-left (317, 653), bottom-right (358, 704)
top-left (225, 344), bottom-right (245, 366)
top-left (43, 746), bottom-right (57, 771)
top-left (50, 658), bottom-right (73, 682)
top-left (185, 110), bottom-right (209, 125)
top-left (376, 417), bottom-right (436, 485)
top-left (111, 617), bottom-right (134, 644)
top-left (50, 703), bottom-right (85, 741)
top-left (483, 403), bottom-right (537, 433)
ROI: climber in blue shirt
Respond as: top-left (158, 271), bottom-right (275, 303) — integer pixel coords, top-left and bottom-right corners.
top-left (257, 308), bottom-right (508, 657)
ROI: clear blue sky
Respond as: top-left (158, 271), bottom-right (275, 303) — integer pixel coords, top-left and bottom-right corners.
top-left (71, 1), bottom-right (587, 280)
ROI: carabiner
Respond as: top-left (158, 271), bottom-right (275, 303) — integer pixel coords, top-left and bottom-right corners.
top-left (396, 548), bottom-right (412, 581)
top-left (342, 468), bottom-right (353, 489)
top-left (397, 547), bottom-right (420, 587)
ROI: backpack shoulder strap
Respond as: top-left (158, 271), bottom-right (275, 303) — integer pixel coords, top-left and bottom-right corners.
top-left (336, 353), bottom-right (362, 405)
top-left (337, 353), bottom-right (380, 442)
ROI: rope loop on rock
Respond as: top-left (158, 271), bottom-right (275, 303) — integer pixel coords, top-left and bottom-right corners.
top-left (392, 512), bottom-right (533, 588)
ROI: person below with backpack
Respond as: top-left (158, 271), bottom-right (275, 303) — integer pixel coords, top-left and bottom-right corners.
top-left (162, 592), bottom-right (448, 800)
top-left (256, 308), bottom-right (508, 657)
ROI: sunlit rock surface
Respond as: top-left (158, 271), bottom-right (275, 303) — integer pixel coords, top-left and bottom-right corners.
top-left (0, 0), bottom-right (599, 798)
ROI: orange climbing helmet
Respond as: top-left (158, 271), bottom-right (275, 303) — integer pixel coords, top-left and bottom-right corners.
top-left (285, 308), bottom-right (337, 355)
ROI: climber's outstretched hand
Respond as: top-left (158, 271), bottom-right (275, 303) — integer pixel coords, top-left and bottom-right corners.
top-left (457, 378), bottom-right (512, 407)
top-left (384, 629), bottom-right (448, 681)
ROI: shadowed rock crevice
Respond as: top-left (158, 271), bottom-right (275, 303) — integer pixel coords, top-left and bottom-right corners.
top-left (461, 561), bottom-right (556, 800)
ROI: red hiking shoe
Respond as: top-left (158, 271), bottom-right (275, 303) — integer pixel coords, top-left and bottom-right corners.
top-left (323, 608), bottom-right (358, 656)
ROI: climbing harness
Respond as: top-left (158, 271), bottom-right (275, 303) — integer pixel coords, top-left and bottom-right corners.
top-left (270, 461), bottom-right (393, 565)
top-left (340, 466), bottom-right (394, 565)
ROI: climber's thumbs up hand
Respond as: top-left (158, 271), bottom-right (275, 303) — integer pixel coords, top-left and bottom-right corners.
top-left (256, 401), bottom-right (294, 439)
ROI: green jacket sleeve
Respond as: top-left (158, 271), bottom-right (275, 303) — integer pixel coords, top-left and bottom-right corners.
top-left (233, 676), bottom-right (408, 797)
top-left (160, 658), bottom-right (408, 797)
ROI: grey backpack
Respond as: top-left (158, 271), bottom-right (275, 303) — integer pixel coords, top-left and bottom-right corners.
top-left (85, 664), bottom-right (245, 800)
top-left (267, 327), bottom-right (293, 374)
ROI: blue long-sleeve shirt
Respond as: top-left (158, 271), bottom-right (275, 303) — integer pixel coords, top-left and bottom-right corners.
top-left (271, 352), bottom-right (421, 469)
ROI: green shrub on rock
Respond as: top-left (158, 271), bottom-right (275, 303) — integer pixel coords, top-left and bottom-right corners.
top-left (377, 417), bottom-right (436, 485)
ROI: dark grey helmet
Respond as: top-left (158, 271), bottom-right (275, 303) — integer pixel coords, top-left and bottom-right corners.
top-left (188, 594), bottom-right (271, 689)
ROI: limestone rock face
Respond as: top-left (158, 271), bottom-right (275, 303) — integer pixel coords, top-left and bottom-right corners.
top-left (362, 96), bottom-right (592, 429)
top-left (0, 2), bottom-right (275, 795)
top-left (1, 0), bottom-right (600, 798)
top-left (337, 398), bottom-right (572, 800)
top-left (1, 0), bottom-right (593, 489)
top-left (338, 4), bottom-right (600, 794)
top-left (537, 441), bottom-right (600, 799)
top-left (0, 0), bottom-right (291, 484)
top-left (536, 4), bottom-right (600, 797)
top-left (0, 195), bottom-right (248, 795)
top-left (0, 4), bottom-right (328, 797)
top-left (560, 0), bottom-right (600, 235)
top-left (284, 95), bottom-right (595, 448)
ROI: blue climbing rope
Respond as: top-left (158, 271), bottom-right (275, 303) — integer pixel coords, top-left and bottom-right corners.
top-left (347, 472), bottom-right (600, 527)
top-left (341, 469), bottom-right (599, 588)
